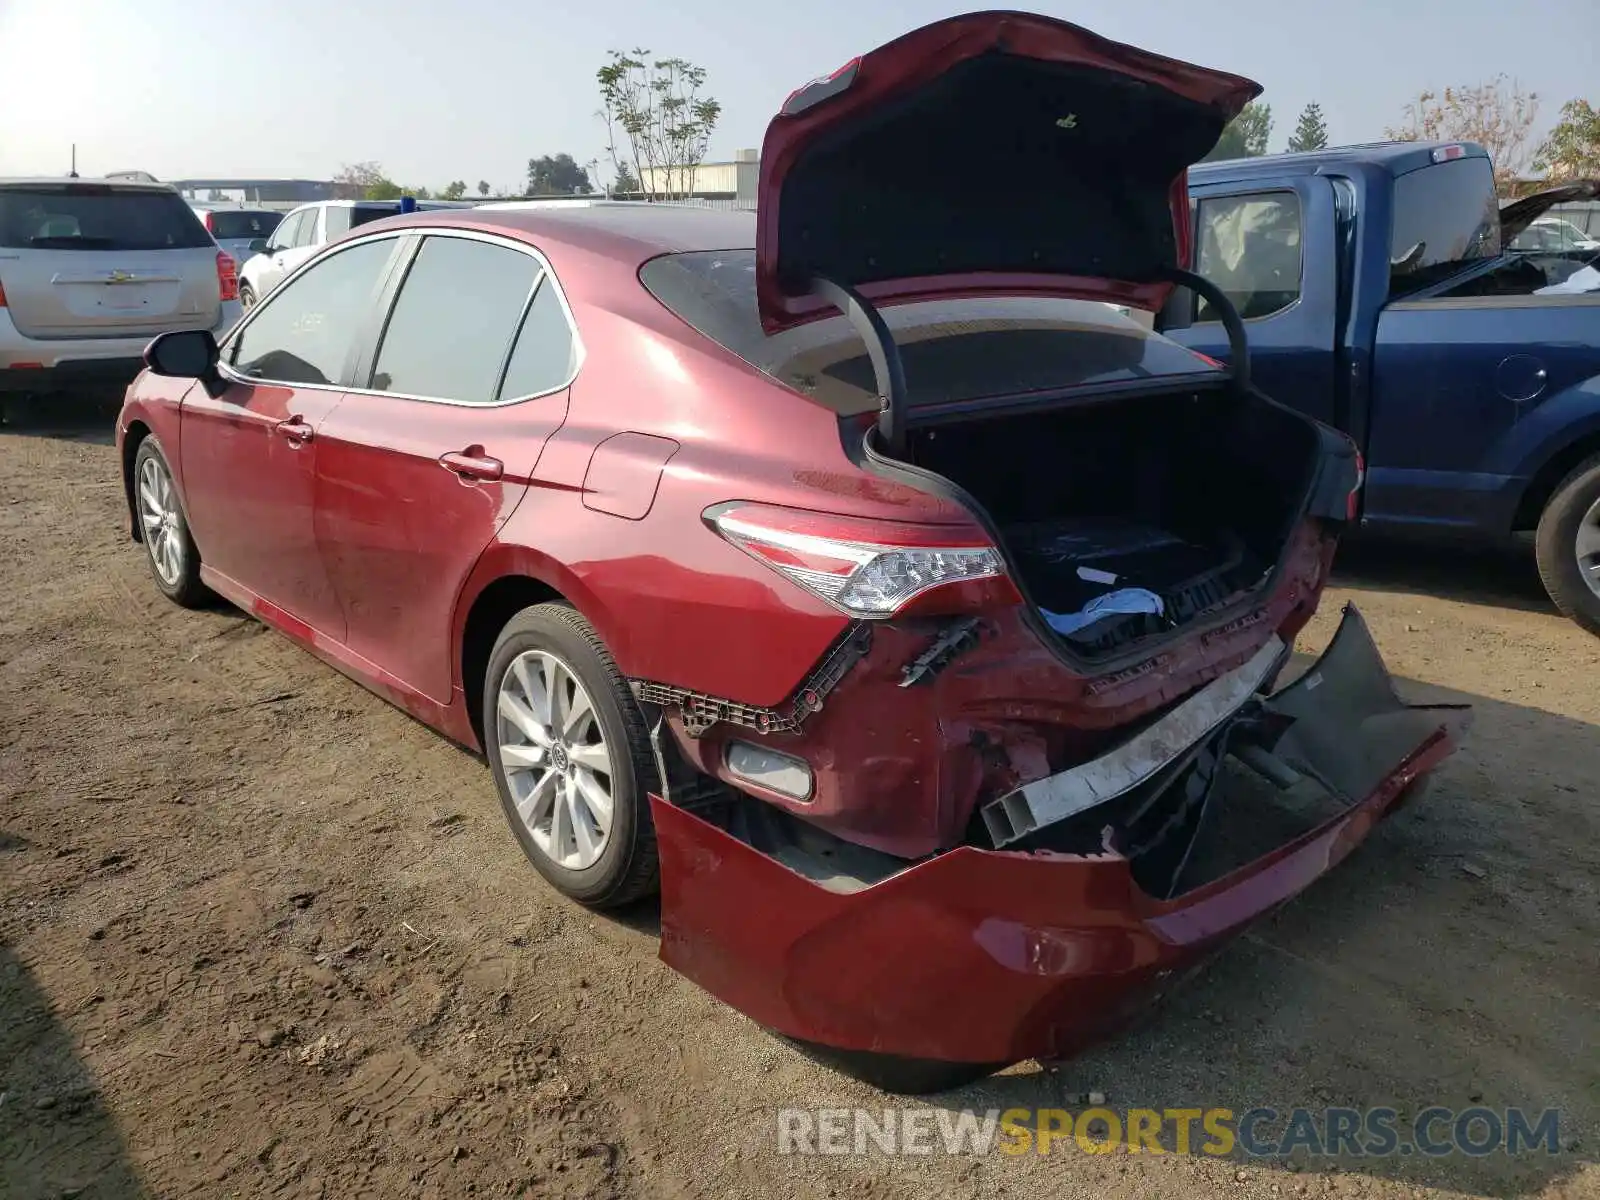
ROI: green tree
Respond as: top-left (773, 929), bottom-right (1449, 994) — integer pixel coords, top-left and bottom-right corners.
top-left (597, 50), bottom-right (722, 199)
top-left (1386, 76), bottom-right (1540, 188)
top-left (1203, 102), bottom-right (1273, 161)
top-left (477, 179), bottom-right (491, 197)
top-left (1535, 99), bottom-right (1600, 182)
top-left (1287, 102), bottom-right (1329, 152)
top-left (442, 180), bottom-right (468, 200)
top-left (526, 153), bottom-right (593, 195)
top-left (613, 163), bottom-right (640, 195)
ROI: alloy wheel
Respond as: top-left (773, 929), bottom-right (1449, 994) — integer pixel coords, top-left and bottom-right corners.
top-left (495, 650), bottom-right (615, 870)
top-left (1577, 495), bottom-right (1600, 602)
top-left (138, 454), bottom-right (185, 587)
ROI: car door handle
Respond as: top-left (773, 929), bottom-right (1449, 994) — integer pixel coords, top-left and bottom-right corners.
top-left (439, 448), bottom-right (504, 482)
top-left (276, 417), bottom-right (315, 444)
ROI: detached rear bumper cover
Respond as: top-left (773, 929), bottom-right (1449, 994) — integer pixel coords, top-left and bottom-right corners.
top-left (652, 606), bottom-right (1468, 1065)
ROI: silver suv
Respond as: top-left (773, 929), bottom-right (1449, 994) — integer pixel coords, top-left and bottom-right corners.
top-left (0, 178), bottom-right (243, 398)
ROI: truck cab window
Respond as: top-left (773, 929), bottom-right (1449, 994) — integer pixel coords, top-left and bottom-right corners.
top-left (1194, 192), bottom-right (1303, 322)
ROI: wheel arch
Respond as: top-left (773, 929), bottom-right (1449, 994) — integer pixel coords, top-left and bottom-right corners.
top-left (1513, 428), bottom-right (1600, 532)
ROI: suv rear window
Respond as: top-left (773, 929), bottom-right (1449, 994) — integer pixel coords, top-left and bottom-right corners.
top-left (1389, 157), bottom-right (1501, 296)
top-left (0, 185), bottom-right (213, 251)
top-left (640, 250), bottom-right (1218, 416)
top-left (208, 210), bottom-right (281, 240)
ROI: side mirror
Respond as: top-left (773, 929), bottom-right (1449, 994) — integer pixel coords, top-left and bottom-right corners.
top-left (248, 238), bottom-right (270, 255)
top-left (145, 330), bottom-right (222, 391)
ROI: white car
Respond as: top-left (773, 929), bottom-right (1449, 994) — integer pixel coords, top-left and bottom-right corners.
top-left (237, 198), bottom-right (464, 307)
top-left (0, 177), bottom-right (243, 405)
top-left (1510, 216), bottom-right (1600, 254)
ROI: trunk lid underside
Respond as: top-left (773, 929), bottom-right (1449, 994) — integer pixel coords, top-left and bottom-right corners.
top-left (755, 10), bottom-right (1261, 331)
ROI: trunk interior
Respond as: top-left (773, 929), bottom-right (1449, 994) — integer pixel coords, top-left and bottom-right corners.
top-left (901, 385), bottom-right (1321, 656)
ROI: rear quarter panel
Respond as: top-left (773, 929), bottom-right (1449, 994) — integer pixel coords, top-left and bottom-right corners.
top-left (1366, 294), bottom-right (1600, 537)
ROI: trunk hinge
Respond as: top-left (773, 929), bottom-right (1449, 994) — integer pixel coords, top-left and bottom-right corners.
top-left (1158, 266), bottom-right (1252, 393)
top-left (807, 274), bottom-right (909, 457)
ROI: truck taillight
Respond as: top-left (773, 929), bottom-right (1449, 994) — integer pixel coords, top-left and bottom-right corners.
top-left (706, 501), bottom-right (1017, 617)
top-left (1348, 449), bottom-right (1365, 521)
top-left (216, 251), bottom-right (238, 302)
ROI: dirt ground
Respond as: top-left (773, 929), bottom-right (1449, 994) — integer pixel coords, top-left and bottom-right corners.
top-left (2, 406), bottom-right (1597, 1200)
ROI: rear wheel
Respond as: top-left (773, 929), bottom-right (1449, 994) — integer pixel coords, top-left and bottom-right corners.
top-left (133, 438), bottom-right (210, 608)
top-left (483, 603), bottom-right (659, 908)
top-left (239, 280), bottom-right (257, 309)
top-left (1534, 452), bottom-right (1600, 637)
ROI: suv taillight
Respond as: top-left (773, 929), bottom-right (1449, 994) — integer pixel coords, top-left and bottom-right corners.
top-left (706, 501), bottom-right (1018, 618)
top-left (216, 251), bottom-right (238, 302)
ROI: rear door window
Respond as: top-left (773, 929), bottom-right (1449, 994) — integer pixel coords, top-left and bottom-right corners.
top-left (268, 210), bottom-right (305, 251)
top-left (228, 237), bottom-right (398, 386)
top-left (498, 278), bottom-right (578, 400)
top-left (1193, 192), bottom-right (1303, 321)
top-left (0, 185), bottom-right (212, 251)
top-left (368, 235), bottom-right (542, 403)
top-left (293, 209), bottom-right (322, 247)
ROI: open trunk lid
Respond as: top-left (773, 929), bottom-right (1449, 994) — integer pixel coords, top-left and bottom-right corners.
top-left (754, 10), bottom-right (1260, 333)
top-left (0, 182), bottom-right (222, 339)
top-left (1499, 178), bottom-right (1600, 245)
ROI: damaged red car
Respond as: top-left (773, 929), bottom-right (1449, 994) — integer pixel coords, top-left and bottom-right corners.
top-left (117, 12), bottom-right (1468, 1093)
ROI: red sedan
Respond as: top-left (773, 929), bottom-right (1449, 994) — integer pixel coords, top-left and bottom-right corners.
top-left (117, 12), bottom-right (1466, 1092)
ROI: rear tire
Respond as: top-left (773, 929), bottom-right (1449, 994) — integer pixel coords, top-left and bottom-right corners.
top-left (483, 603), bottom-right (660, 909)
top-left (1534, 452), bottom-right (1600, 637)
top-left (239, 280), bottom-right (256, 309)
top-left (132, 437), bottom-right (210, 608)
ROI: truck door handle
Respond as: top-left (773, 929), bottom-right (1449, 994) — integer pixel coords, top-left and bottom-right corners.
top-left (276, 417), bottom-right (314, 444)
top-left (439, 448), bottom-right (504, 482)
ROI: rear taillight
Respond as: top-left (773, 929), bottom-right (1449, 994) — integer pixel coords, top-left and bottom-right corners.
top-left (202, 210), bottom-right (216, 233)
top-left (0, 276), bottom-right (7, 307)
top-left (1348, 448), bottom-right (1365, 521)
top-left (216, 251), bottom-right (238, 302)
top-left (706, 501), bottom-right (1016, 618)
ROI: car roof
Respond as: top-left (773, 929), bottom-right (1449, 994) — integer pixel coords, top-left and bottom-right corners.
top-left (361, 203), bottom-right (757, 268)
top-left (0, 176), bottom-right (180, 192)
top-left (1189, 140), bottom-right (1490, 183)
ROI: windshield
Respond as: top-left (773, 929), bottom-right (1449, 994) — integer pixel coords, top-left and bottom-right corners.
top-left (209, 210), bottom-right (282, 240)
top-left (0, 185), bottom-right (213, 251)
top-left (640, 250), bottom-right (1219, 417)
top-left (1389, 157), bottom-right (1501, 297)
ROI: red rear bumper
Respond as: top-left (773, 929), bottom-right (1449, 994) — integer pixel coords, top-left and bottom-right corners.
top-left (651, 606), bottom-right (1466, 1066)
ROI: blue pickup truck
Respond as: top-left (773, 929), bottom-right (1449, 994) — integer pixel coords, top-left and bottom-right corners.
top-left (1160, 142), bottom-right (1600, 635)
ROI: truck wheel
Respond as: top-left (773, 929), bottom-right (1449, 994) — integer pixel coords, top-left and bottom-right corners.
top-left (1534, 452), bottom-right (1600, 637)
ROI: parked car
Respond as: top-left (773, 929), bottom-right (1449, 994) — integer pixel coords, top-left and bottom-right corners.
top-left (190, 205), bottom-right (283, 268)
top-left (0, 178), bottom-right (241, 403)
top-left (1509, 214), bottom-right (1600, 254)
top-left (1167, 154), bottom-right (1600, 635)
top-left (237, 198), bottom-right (463, 307)
top-left (115, 11), bottom-right (1466, 1093)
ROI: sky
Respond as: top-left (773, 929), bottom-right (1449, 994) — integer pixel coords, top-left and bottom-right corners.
top-left (0, 0), bottom-right (1595, 190)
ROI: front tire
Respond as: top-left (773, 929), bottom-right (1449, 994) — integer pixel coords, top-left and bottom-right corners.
top-left (1534, 452), bottom-right (1600, 637)
top-left (133, 438), bottom-right (210, 608)
top-left (484, 603), bottom-right (660, 908)
top-left (239, 280), bottom-right (256, 309)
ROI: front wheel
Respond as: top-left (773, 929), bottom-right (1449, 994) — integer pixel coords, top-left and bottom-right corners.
top-left (238, 280), bottom-right (256, 309)
top-left (1534, 452), bottom-right (1600, 637)
top-left (133, 438), bottom-right (210, 608)
top-left (483, 603), bottom-right (660, 909)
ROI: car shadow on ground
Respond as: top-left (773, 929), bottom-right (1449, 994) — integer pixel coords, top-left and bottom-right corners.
top-left (0, 938), bottom-right (148, 1198)
top-left (0, 394), bottom-right (121, 447)
top-left (1333, 536), bottom-right (1554, 617)
top-left (885, 668), bottom-right (1598, 1198)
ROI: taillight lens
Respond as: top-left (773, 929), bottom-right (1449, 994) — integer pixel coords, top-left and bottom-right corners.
top-left (216, 251), bottom-right (238, 302)
top-left (0, 276), bottom-right (7, 307)
top-left (1347, 448), bottom-right (1365, 521)
top-left (707, 501), bottom-right (1011, 618)
top-left (202, 210), bottom-right (216, 233)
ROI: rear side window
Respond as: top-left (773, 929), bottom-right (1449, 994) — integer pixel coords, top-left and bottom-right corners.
top-left (230, 238), bottom-right (397, 386)
top-left (369, 235), bottom-right (542, 403)
top-left (499, 279), bottom-right (577, 399)
top-left (1193, 192), bottom-right (1303, 321)
top-left (1390, 157), bottom-right (1501, 296)
top-left (639, 250), bottom-right (1218, 416)
top-left (0, 185), bottom-right (212, 251)
top-left (209, 211), bottom-right (281, 240)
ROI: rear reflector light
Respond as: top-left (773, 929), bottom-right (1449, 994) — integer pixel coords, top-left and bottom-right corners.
top-left (726, 741), bottom-right (814, 800)
top-left (216, 251), bottom-right (238, 302)
top-left (706, 501), bottom-right (1009, 618)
